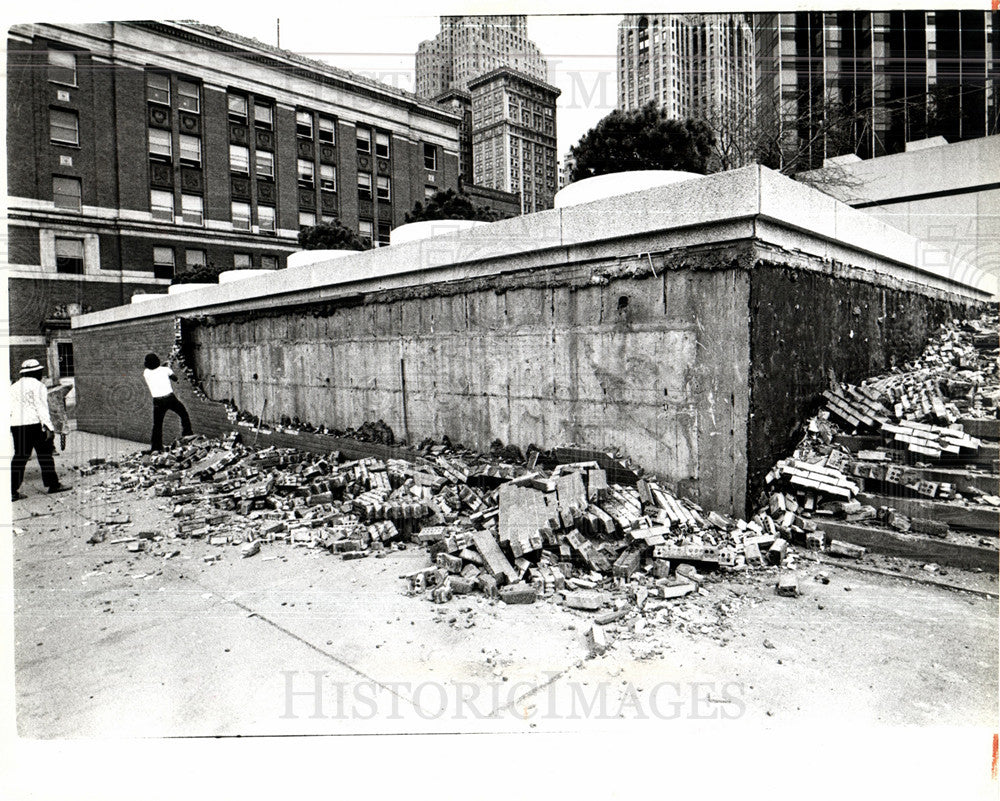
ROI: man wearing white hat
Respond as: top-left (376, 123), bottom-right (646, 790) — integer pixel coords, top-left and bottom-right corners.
top-left (10, 358), bottom-right (70, 500)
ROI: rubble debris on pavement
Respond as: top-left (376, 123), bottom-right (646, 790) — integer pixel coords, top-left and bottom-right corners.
top-left (796, 311), bottom-right (998, 540)
top-left (72, 310), bottom-right (996, 658)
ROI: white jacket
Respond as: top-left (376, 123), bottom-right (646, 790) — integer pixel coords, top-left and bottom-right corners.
top-left (10, 376), bottom-right (54, 429)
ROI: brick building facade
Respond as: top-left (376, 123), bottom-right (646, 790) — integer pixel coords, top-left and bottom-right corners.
top-left (6, 21), bottom-right (462, 377)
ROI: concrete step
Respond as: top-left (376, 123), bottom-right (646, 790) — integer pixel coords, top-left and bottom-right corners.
top-left (234, 424), bottom-right (417, 463)
top-left (835, 434), bottom-right (999, 467)
top-left (816, 519), bottom-right (998, 572)
top-left (857, 492), bottom-right (1000, 535)
top-left (959, 417), bottom-right (999, 441)
top-left (871, 465), bottom-right (999, 496)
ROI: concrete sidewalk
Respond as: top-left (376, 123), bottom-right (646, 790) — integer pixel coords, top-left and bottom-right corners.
top-left (8, 432), bottom-right (999, 737)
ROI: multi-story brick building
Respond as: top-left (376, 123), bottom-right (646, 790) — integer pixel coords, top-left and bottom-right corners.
top-left (6, 21), bottom-right (462, 376)
top-left (469, 68), bottom-right (560, 214)
top-left (617, 14), bottom-right (756, 168)
top-left (753, 11), bottom-right (1000, 172)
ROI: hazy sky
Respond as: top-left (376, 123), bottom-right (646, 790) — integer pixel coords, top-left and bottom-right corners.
top-left (192, 12), bottom-right (622, 158)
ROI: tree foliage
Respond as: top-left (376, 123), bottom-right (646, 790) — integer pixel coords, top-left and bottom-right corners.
top-left (298, 221), bottom-right (370, 251)
top-left (568, 104), bottom-right (717, 182)
top-left (405, 189), bottom-right (508, 223)
top-left (174, 260), bottom-right (224, 284)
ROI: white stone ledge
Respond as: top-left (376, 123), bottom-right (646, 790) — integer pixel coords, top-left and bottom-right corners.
top-left (72, 165), bottom-right (995, 330)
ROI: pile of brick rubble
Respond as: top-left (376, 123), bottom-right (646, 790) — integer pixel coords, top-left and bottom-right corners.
top-left (79, 310), bottom-right (997, 651)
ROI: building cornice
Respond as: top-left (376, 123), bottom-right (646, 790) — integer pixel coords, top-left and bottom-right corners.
top-left (131, 21), bottom-right (462, 127)
top-left (467, 66), bottom-right (561, 97)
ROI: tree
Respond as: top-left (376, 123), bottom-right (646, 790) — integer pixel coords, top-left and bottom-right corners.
top-left (175, 260), bottom-right (224, 284)
top-left (297, 221), bottom-right (370, 251)
top-left (404, 189), bottom-right (507, 224)
top-left (568, 103), bottom-right (717, 183)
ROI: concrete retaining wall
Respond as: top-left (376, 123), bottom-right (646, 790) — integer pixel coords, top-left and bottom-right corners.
top-left (73, 166), bottom-right (993, 515)
top-left (187, 246), bottom-right (752, 513)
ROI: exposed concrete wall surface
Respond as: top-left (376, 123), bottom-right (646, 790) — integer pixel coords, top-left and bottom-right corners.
top-left (71, 166), bottom-right (993, 516)
top-left (746, 260), bottom-right (979, 506)
top-left (190, 254), bottom-right (752, 514)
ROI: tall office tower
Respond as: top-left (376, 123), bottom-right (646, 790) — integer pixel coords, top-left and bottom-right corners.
top-left (416, 16), bottom-right (548, 100)
top-left (754, 11), bottom-right (1000, 172)
top-left (7, 21), bottom-right (463, 375)
top-left (469, 68), bottom-right (560, 214)
top-left (617, 14), bottom-right (756, 167)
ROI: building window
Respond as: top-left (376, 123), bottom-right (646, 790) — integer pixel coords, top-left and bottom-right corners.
top-left (257, 205), bottom-right (276, 232)
top-left (358, 220), bottom-right (373, 245)
top-left (261, 254), bottom-right (278, 270)
top-left (423, 143), bottom-right (437, 170)
top-left (375, 131), bottom-right (390, 158)
top-left (57, 342), bottom-right (75, 378)
top-left (229, 144), bottom-right (249, 173)
top-left (231, 201), bottom-right (251, 230)
top-left (177, 79), bottom-right (200, 113)
top-left (377, 222), bottom-right (391, 246)
top-left (357, 172), bottom-right (372, 199)
top-left (298, 211), bottom-right (316, 229)
top-left (52, 176), bottom-right (81, 211)
top-left (296, 110), bottom-right (313, 138)
top-left (55, 237), bottom-right (84, 274)
top-left (179, 134), bottom-right (201, 166)
top-left (255, 149), bottom-right (274, 178)
top-left (181, 194), bottom-right (203, 225)
top-left (150, 189), bottom-right (174, 221)
top-left (185, 249), bottom-right (206, 271)
top-left (376, 175), bottom-right (391, 201)
top-left (424, 186), bottom-right (437, 200)
top-left (148, 128), bottom-right (172, 160)
top-left (147, 72), bottom-right (170, 104)
top-left (153, 246), bottom-right (174, 279)
top-left (298, 159), bottom-right (315, 187)
top-left (320, 164), bottom-right (336, 192)
top-left (227, 93), bottom-right (247, 120)
top-left (49, 108), bottom-right (79, 145)
top-left (319, 116), bottom-right (336, 144)
top-left (234, 253), bottom-right (252, 270)
top-left (356, 126), bottom-right (371, 154)
top-left (48, 49), bottom-right (76, 86)
top-left (254, 102), bottom-right (273, 129)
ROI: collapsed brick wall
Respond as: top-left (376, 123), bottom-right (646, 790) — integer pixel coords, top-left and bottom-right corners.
top-left (746, 258), bottom-right (985, 510)
top-left (186, 249), bottom-right (753, 514)
top-left (72, 239), bottom-right (988, 518)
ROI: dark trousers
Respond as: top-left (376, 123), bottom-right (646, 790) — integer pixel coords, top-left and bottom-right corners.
top-left (11, 424), bottom-right (59, 492)
top-left (151, 393), bottom-right (193, 452)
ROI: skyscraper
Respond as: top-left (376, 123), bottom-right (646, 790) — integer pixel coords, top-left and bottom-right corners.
top-left (617, 14), bottom-right (756, 167)
top-left (417, 16), bottom-right (555, 211)
top-left (416, 16), bottom-right (548, 100)
top-left (754, 11), bottom-right (1000, 172)
top-left (469, 68), bottom-right (560, 214)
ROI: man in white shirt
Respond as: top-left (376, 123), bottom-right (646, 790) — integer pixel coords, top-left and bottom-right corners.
top-left (142, 353), bottom-right (193, 452)
top-left (10, 359), bottom-right (70, 499)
